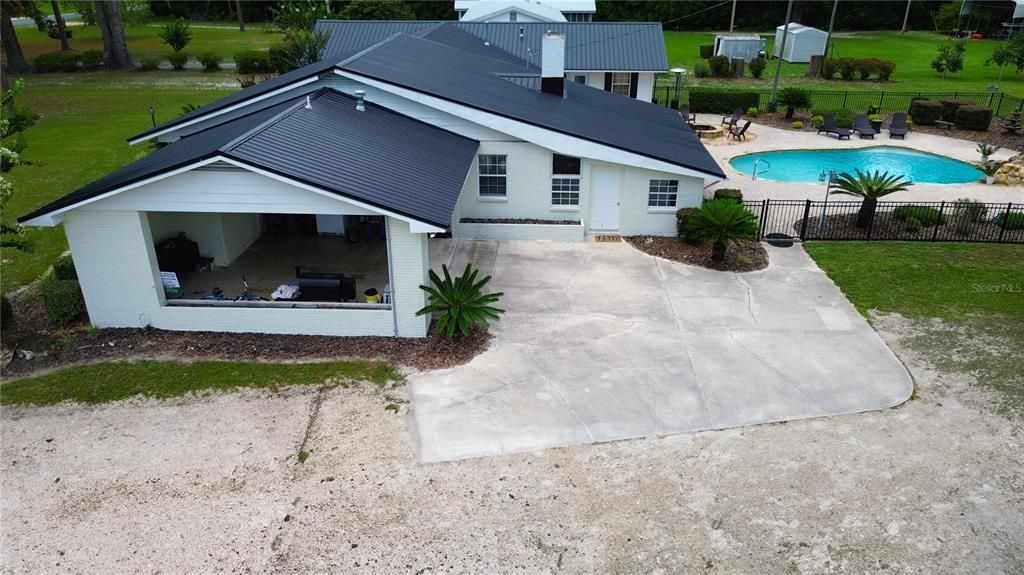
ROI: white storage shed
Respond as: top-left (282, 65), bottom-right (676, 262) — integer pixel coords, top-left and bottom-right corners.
top-left (773, 23), bottom-right (827, 63)
top-left (713, 34), bottom-right (764, 62)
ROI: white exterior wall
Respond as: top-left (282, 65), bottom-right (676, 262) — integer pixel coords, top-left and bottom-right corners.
top-left (579, 72), bottom-right (654, 101)
top-left (453, 221), bottom-right (584, 242)
top-left (148, 211), bottom-right (260, 267)
top-left (63, 211), bottom-right (430, 338)
top-left (453, 140), bottom-right (705, 238)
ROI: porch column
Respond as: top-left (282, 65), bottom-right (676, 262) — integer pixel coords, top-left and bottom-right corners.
top-left (386, 217), bottom-right (431, 337)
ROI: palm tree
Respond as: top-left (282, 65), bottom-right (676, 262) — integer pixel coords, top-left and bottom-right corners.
top-left (829, 169), bottom-right (912, 228)
top-left (416, 263), bottom-right (505, 337)
top-left (686, 199), bottom-right (759, 262)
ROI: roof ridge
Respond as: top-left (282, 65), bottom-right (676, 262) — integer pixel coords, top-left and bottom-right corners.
top-left (219, 88), bottom-right (330, 153)
top-left (335, 32), bottom-right (409, 67)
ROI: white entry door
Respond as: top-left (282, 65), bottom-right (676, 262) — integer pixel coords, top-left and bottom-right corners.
top-left (590, 165), bottom-right (621, 231)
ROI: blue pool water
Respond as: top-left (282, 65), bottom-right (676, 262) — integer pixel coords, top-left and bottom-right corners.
top-left (729, 146), bottom-right (983, 184)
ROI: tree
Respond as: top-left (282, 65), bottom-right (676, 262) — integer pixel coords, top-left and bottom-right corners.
top-left (51, 0), bottom-right (71, 51)
top-left (685, 199), bottom-right (759, 262)
top-left (95, 0), bottom-right (134, 70)
top-left (235, 0), bottom-right (245, 32)
top-left (988, 45), bottom-right (1014, 81)
top-left (1, 2), bottom-right (32, 73)
top-left (1, 79), bottom-right (38, 252)
top-left (417, 263), bottom-right (505, 337)
top-left (931, 40), bottom-right (965, 78)
top-left (270, 30), bottom-right (329, 74)
top-left (989, 31), bottom-right (1024, 77)
top-left (342, 0), bottom-right (416, 20)
top-left (272, 0), bottom-right (333, 33)
top-left (829, 169), bottom-right (912, 228)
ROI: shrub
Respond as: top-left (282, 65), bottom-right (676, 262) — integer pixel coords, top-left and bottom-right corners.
top-left (791, 121), bottom-right (804, 129)
top-left (714, 188), bottom-right (743, 203)
top-left (80, 49), bottom-right (103, 70)
top-left (685, 199), bottom-right (759, 262)
top-left (158, 19), bottom-right (192, 52)
top-left (748, 56), bottom-right (767, 79)
top-left (688, 89), bottom-right (759, 114)
top-left (777, 86), bottom-right (811, 118)
top-left (416, 263), bottom-right (504, 337)
top-left (234, 50), bottom-right (273, 74)
top-left (876, 60), bottom-right (895, 80)
top-left (994, 212), bottom-right (1024, 230)
top-left (268, 44), bottom-right (292, 75)
top-left (34, 52), bottom-right (78, 73)
top-left (1, 294), bottom-right (12, 332)
top-left (856, 58), bottom-right (875, 80)
top-left (746, 106), bottom-right (759, 117)
top-left (837, 57), bottom-right (857, 80)
top-left (139, 55), bottom-right (162, 71)
top-left (167, 51), bottom-right (188, 70)
top-left (676, 207), bottom-right (701, 245)
top-left (41, 277), bottom-right (85, 326)
top-left (692, 60), bottom-right (711, 78)
top-left (197, 52), bottom-right (222, 72)
top-left (908, 100), bottom-right (943, 125)
top-left (939, 99), bottom-right (972, 121)
top-left (892, 205), bottom-right (945, 227)
top-left (52, 254), bottom-right (78, 280)
top-left (953, 198), bottom-right (988, 224)
top-left (811, 115), bottom-right (824, 128)
top-left (955, 105), bottom-right (993, 131)
top-left (699, 44), bottom-right (714, 59)
top-left (828, 109), bottom-right (856, 128)
top-left (708, 55), bottom-right (732, 77)
top-left (904, 216), bottom-right (922, 234)
top-left (821, 58), bottom-right (839, 79)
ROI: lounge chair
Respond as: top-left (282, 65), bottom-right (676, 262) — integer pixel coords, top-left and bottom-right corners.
top-left (729, 120), bottom-right (751, 141)
top-left (817, 113), bottom-right (851, 140)
top-left (721, 108), bottom-right (742, 127)
top-left (680, 105), bottom-right (696, 125)
top-left (889, 112), bottom-right (908, 139)
top-left (853, 114), bottom-right (876, 139)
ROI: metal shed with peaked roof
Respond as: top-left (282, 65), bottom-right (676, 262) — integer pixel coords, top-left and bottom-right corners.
top-left (773, 23), bottom-right (827, 63)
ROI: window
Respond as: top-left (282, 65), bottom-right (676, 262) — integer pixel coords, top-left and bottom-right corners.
top-left (509, 10), bottom-right (517, 21)
top-left (551, 154), bottom-right (581, 207)
top-left (478, 155), bottom-right (507, 197)
top-left (647, 179), bottom-right (679, 208)
top-left (573, 74), bottom-right (587, 85)
top-left (610, 72), bottom-right (632, 96)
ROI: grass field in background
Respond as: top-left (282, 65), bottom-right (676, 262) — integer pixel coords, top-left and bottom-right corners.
top-left (0, 359), bottom-right (401, 406)
top-left (1, 72), bottom-right (235, 292)
top-left (662, 30), bottom-right (1024, 97)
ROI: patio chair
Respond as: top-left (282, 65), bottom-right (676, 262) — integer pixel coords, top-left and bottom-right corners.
top-left (853, 114), bottom-right (876, 139)
top-left (721, 108), bottom-right (743, 127)
top-left (729, 120), bottom-right (751, 141)
top-left (888, 112), bottom-right (908, 139)
top-left (679, 104), bottom-right (696, 125)
top-left (817, 113), bottom-right (851, 140)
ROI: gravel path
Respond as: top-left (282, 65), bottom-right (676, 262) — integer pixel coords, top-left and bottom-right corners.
top-left (2, 315), bottom-right (1022, 573)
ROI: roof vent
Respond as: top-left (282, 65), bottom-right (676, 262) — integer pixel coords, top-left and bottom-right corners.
top-left (354, 90), bottom-right (366, 112)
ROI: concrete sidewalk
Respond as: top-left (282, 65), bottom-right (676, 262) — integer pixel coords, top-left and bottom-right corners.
top-left (409, 240), bottom-right (913, 462)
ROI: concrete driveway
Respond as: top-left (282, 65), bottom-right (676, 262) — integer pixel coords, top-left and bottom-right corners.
top-left (411, 240), bottom-right (913, 462)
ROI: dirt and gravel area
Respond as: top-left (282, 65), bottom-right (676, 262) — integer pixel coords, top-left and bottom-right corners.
top-left (2, 312), bottom-right (1021, 573)
top-left (624, 236), bottom-right (768, 272)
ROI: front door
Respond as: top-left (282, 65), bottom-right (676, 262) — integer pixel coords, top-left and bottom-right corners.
top-left (590, 165), bottom-right (621, 231)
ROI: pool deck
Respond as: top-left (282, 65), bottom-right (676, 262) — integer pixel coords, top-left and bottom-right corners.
top-left (700, 114), bottom-right (1023, 205)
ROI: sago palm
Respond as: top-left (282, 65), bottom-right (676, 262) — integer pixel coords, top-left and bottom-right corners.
top-left (685, 199), bottom-right (759, 262)
top-left (829, 169), bottom-right (912, 228)
top-left (416, 263), bottom-right (505, 337)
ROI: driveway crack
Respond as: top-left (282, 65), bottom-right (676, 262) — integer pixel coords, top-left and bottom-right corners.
top-left (733, 274), bottom-right (759, 325)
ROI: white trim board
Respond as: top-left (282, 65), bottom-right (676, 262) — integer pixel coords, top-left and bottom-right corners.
top-left (126, 76), bottom-right (321, 145)
top-left (334, 70), bottom-right (721, 182)
top-left (21, 155), bottom-right (446, 233)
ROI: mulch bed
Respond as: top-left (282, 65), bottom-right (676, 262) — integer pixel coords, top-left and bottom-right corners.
top-left (1, 296), bottom-right (492, 378)
top-left (796, 212), bottom-right (1023, 243)
top-left (624, 236), bottom-right (768, 272)
top-left (757, 111), bottom-right (1024, 151)
top-left (460, 218), bottom-right (580, 225)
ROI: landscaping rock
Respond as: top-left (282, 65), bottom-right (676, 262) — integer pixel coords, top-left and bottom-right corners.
top-left (994, 153), bottom-right (1024, 186)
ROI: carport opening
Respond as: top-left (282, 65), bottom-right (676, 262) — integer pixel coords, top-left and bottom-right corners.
top-left (147, 212), bottom-right (392, 308)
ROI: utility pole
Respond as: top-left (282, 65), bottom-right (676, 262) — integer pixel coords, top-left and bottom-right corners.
top-left (824, 0), bottom-right (839, 58)
top-left (729, 0), bottom-right (737, 33)
top-left (769, 0), bottom-right (795, 108)
top-left (901, 0), bottom-right (913, 33)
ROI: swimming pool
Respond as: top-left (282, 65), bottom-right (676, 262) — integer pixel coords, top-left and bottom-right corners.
top-left (729, 146), bottom-right (983, 184)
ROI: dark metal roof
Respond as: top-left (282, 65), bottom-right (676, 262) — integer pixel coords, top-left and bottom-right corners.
top-left (340, 34), bottom-right (724, 179)
top-left (316, 20), bottom-right (668, 71)
top-left (224, 90), bottom-right (479, 228)
top-left (22, 90), bottom-right (480, 228)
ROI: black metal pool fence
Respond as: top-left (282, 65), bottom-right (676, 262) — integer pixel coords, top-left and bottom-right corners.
top-left (654, 86), bottom-right (1024, 118)
top-left (743, 199), bottom-right (1024, 244)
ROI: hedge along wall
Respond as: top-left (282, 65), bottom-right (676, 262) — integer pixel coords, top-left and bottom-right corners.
top-left (955, 105), bottom-right (993, 130)
top-left (687, 89), bottom-right (760, 114)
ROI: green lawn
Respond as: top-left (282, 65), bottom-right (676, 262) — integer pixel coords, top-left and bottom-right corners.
top-left (14, 21), bottom-right (283, 61)
top-left (663, 30), bottom-right (1024, 97)
top-left (1, 71), bottom-right (236, 292)
top-left (805, 242), bottom-right (1024, 415)
top-left (0, 359), bottom-right (400, 406)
